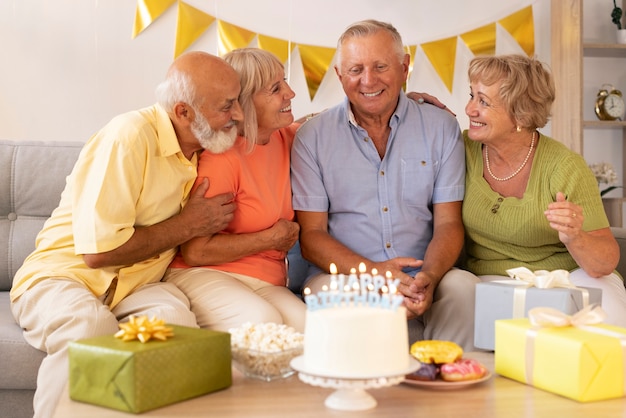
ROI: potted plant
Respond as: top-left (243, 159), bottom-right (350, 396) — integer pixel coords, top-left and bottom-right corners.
top-left (612, 0), bottom-right (626, 43)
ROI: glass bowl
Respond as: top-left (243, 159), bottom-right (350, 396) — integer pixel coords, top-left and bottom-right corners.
top-left (231, 345), bottom-right (303, 382)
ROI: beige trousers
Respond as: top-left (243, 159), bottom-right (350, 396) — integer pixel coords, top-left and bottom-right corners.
top-left (10, 279), bottom-right (198, 418)
top-left (165, 268), bottom-right (306, 333)
top-left (305, 267), bottom-right (481, 352)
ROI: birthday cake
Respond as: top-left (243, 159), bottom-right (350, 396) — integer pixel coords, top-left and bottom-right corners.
top-left (298, 264), bottom-right (411, 378)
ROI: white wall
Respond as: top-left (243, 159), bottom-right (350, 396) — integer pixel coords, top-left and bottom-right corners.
top-left (0, 0), bottom-right (549, 143)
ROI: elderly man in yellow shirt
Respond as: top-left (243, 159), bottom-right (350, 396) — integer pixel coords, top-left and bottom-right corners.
top-left (9, 51), bottom-right (243, 418)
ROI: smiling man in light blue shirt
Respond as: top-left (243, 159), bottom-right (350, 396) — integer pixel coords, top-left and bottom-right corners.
top-left (290, 19), bottom-right (480, 351)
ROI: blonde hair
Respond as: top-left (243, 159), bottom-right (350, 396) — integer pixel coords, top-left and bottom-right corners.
top-left (468, 54), bottom-right (555, 129)
top-left (335, 19), bottom-right (405, 69)
top-left (223, 48), bottom-right (285, 148)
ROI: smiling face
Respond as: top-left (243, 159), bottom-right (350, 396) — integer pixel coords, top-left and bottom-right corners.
top-left (465, 80), bottom-right (517, 145)
top-left (253, 71), bottom-right (295, 143)
top-left (335, 30), bottom-right (409, 121)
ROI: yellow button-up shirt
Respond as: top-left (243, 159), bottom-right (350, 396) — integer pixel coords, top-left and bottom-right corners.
top-left (11, 104), bottom-right (198, 308)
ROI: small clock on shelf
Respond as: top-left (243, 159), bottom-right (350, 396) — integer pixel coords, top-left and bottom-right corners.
top-left (595, 84), bottom-right (625, 121)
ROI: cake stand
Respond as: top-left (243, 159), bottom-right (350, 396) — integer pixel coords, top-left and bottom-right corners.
top-left (290, 356), bottom-right (419, 411)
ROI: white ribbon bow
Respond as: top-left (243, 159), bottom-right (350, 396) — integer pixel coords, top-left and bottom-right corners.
top-left (505, 267), bottom-right (575, 289)
top-left (528, 304), bottom-right (608, 328)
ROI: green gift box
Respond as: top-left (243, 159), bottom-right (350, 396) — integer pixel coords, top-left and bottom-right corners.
top-left (69, 325), bottom-right (231, 413)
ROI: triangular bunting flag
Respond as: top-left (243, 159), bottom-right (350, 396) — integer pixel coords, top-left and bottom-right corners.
top-left (406, 45), bottom-right (417, 89)
top-left (217, 20), bottom-right (257, 56)
top-left (132, 0), bottom-right (176, 39)
top-left (499, 6), bottom-right (534, 56)
top-left (174, 2), bottom-right (215, 58)
top-left (297, 44), bottom-right (336, 100)
top-left (258, 34), bottom-right (294, 64)
top-left (421, 37), bottom-right (458, 92)
top-left (460, 23), bottom-right (496, 56)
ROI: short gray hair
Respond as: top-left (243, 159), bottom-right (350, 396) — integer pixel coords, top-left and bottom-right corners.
top-left (335, 20), bottom-right (405, 69)
top-left (155, 69), bottom-right (201, 113)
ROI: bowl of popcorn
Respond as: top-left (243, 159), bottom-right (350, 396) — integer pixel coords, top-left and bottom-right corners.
top-left (229, 322), bottom-right (304, 382)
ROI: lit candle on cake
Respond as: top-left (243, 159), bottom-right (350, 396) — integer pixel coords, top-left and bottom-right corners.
top-left (358, 263), bottom-right (372, 292)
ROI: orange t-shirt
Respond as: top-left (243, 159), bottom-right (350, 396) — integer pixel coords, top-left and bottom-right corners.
top-left (169, 124), bottom-right (298, 285)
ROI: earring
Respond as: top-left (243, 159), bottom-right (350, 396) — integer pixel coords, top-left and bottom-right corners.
top-left (516, 126), bottom-right (521, 132)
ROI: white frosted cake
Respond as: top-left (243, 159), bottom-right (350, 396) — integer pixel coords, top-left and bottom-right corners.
top-left (299, 265), bottom-right (411, 378)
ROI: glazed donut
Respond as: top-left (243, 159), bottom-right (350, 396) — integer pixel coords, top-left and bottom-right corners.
top-left (406, 361), bottom-right (439, 381)
top-left (440, 358), bottom-right (487, 382)
top-left (409, 340), bottom-right (463, 364)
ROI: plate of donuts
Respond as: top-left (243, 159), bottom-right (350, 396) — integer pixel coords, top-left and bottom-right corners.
top-left (403, 368), bottom-right (492, 390)
top-left (403, 340), bottom-right (491, 390)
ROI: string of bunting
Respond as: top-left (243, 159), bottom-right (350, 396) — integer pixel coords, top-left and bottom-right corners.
top-left (132, 0), bottom-right (534, 99)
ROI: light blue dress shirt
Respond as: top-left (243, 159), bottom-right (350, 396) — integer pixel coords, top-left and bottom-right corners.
top-left (291, 93), bottom-right (465, 278)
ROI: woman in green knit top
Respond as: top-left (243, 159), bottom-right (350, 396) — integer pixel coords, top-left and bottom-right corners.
top-left (463, 54), bottom-right (626, 327)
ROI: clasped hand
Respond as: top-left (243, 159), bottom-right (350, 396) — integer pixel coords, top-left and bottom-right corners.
top-left (372, 257), bottom-right (435, 318)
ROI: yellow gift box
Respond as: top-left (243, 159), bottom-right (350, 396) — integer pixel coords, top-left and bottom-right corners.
top-left (69, 322), bottom-right (232, 413)
top-left (495, 306), bottom-right (626, 402)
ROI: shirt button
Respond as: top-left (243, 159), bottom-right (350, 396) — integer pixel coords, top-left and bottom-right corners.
top-left (364, 137), bottom-right (370, 142)
top-left (382, 206), bottom-right (388, 212)
top-left (380, 170), bottom-right (385, 176)
top-left (385, 242), bottom-right (391, 248)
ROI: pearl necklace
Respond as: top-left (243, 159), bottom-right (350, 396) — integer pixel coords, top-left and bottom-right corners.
top-left (484, 131), bottom-right (536, 182)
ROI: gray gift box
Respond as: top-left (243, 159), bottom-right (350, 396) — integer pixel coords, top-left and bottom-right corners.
top-left (474, 281), bottom-right (602, 350)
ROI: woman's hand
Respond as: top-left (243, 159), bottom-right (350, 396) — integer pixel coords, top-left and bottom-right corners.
top-left (406, 91), bottom-right (456, 116)
top-left (545, 191), bottom-right (619, 277)
top-left (544, 191), bottom-right (583, 244)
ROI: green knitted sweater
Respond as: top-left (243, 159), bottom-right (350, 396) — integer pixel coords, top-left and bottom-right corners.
top-left (462, 131), bottom-right (608, 276)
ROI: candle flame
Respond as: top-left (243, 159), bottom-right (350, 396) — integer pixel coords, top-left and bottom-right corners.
top-left (330, 263), bottom-right (337, 275)
top-left (371, 268), bottom-right (378, 275)
top-left (358, 262), bottom-right (366, 273)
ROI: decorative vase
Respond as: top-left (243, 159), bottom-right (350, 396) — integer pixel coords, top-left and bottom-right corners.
top-left (617, 29), bottom-right (626, 44)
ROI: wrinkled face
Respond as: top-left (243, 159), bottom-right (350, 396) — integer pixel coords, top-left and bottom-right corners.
top-left (335, 31), bottom-right (409, 119)
top-left (191, 110), bottom-right (238, 154)
top-left (253, 71), bottom-right (295, 139)
top-left (465, 80), bottom-right (516, 144)
top-left (193, 66), bottom-right (243, 151)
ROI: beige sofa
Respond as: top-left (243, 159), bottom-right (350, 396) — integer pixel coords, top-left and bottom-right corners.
top-left (1, 139), bottom-right (625, 418)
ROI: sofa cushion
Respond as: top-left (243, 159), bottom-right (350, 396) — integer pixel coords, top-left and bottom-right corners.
top-left (0, 140), bottom-right (83, 292)
top-left (0, 293), bottom-right (45, 390)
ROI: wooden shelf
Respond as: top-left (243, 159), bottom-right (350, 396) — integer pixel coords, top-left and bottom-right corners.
top-left (583, 43), bottom-right (626, 57)
top-left (584, 120), bottom-right (626, 128)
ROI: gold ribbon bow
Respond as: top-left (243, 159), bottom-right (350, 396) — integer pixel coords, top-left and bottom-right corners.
top-left (114, 315), bottom-right (174, 343)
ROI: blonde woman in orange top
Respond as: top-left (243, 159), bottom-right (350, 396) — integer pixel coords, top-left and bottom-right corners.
top-left (166, 48), bottom-right (306, 332)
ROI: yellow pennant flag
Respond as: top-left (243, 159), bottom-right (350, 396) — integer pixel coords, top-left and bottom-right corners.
top-left (132, 0), bottom-right (176, 38)
top-left (460, 23), bottom-right (496, 56)
top-left (218, 20), bottom-right (256, 56)
top-left (175, 2), bottom-right (215, 58)
top-left (258, 34), bottom-right (294, 64)
top-left (499, 6), bottom-right (535, 56)
top-left (421, 37), bottom-right (458, 92)
top-left (297, 44), bottom-right (336, 100)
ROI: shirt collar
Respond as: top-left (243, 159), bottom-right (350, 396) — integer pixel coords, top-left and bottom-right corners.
top-left (344, 93), bottom-right (407, 129)
top-left (154, 103), bottom-right (185, 158)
